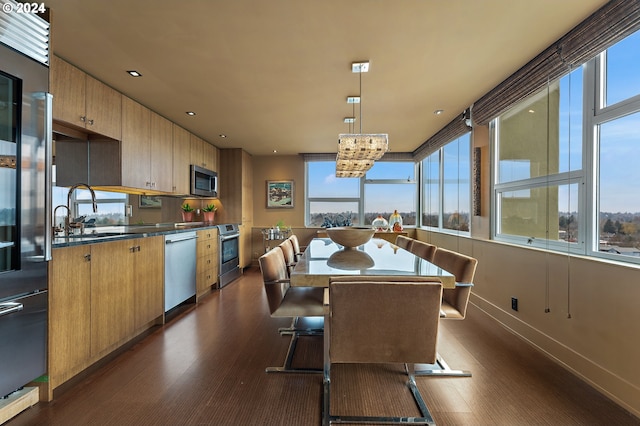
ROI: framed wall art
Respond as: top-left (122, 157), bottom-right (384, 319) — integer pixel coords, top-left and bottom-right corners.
top-left (139, 195), bottom-right (162, 209)
top-left (266, 180), bottom-right (294, 208)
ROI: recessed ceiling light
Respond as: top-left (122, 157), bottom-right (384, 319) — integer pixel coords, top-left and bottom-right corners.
top-left (273, 149), bottom-right (277, 153)
top-left (186, 111), bottom-right (196, 116)
top-left (219, 134), bottom-right (227, 138)
top-left (126, 70), bottom-right (142, 77)
top-left (434, 109), bottom-right (444, 115)
top-left (352, 61), bottom-right (370, 73)
top-left (344, 117), bottom-right (355, 123)
top-left (346, 96), bottom-right (360, 104)
top-left (528, 109), bottom-right (535, 113)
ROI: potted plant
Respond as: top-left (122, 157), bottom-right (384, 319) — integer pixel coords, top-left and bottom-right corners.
top-left (181, 203), bottom-right (194, 222)
top-left (202, 203), bottom-right (217, 223)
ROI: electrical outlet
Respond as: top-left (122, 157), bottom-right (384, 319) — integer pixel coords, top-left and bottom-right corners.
top-left (511, 297), bottom-right (518, 311)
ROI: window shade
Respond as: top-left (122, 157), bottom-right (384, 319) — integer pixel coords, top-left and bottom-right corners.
top-left (473, 0), bottom-right (640, 125)
top-left (413, 110), bottom-right (470, 162)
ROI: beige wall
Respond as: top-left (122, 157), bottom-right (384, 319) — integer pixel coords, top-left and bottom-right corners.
top-left (252, 155), bottom-right (306, 228)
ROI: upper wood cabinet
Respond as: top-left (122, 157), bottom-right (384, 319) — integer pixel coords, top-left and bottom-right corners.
top-left (50, 56), bottom-right (122, 140)
top-left (190, 134), bottom-right (218, 171)
top-left (150, 112), bottom-right (174, 193)
top-left (172, 125), bottom-right (191, 194)
top-left (121, 96), bottom-right (151, 189)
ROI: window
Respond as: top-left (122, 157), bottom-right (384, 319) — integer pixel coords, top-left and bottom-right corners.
top-left (305, 160), bottom-right (417, 227)
top-left (52, 186), bottom-right (128, 227)
top-left (494, 67), bottom-right (583, 251)
top-left (493, 28), bottom-right (640, 262)
top-left (306, 161), bottom-right (360, 227)
top-left (420, 133), bottom-right (471, 233)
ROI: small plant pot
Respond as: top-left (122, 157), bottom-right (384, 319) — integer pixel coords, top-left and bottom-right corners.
top-left (182, 211), bottom-right (194, 222)
top-left (203, 211), bottom-right (215, 223)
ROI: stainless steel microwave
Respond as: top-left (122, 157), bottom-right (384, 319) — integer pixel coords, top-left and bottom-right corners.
top-left (190, 165), bottom-right (218, 197)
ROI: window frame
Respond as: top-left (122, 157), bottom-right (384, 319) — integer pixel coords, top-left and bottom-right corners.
top-left (491, 31), bottom-right (640, 265)
top-left (304, 160), bottom-right (418, 227)
top-left (419, 132), bottom-right (472, 235)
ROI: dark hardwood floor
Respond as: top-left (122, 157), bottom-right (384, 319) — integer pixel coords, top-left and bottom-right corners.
top-left (9, 268), bottom-right (639, 426)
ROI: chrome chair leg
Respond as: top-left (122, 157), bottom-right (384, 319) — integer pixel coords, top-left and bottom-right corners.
top-left (414, 352), bottom-right (471, 377)
top-left (265, 330), bottom-right (323, 374)
top-left (278, 316), bottom-right (324, 335)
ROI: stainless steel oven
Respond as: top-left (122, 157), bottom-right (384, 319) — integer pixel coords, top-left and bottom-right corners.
top-left (217, 224), bottom-right (241, 288)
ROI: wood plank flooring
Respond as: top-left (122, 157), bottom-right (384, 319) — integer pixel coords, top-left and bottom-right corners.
top-left (8, 268), bottom-right (640, 425)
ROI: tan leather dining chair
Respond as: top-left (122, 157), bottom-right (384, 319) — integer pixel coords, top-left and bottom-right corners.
top-left (432, 247), bottom-right (477, 320)
top-left (410, 240), bottom-right (437, 262)
top-left (395, 235), bottom-right (414, 251)
top-left (288, 234), bottom-right (303, 262)
top-left (323, 276), bottom-right (443, 425)
top-left (259, 248), bottom-right (327, 374)
top-left (416, 247), bottom-right (478, 377)
top-left (278, 239), bottom-right (297, 277)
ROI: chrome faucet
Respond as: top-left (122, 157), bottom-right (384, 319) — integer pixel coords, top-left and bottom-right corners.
top-left (65, 183), bottom-right (98, 235)
top-left (52, 204), bottom-right (70, 236)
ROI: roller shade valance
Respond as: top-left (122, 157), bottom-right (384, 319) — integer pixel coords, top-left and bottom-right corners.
top-left (473, 0), bottom-right (640, 125)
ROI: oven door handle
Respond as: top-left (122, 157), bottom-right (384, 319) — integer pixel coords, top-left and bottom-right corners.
top-left (220, 233), bottom-right (240, 242)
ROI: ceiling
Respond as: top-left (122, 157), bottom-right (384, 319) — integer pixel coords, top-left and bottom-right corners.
top-left (45, 0), bottom-right (607, 156)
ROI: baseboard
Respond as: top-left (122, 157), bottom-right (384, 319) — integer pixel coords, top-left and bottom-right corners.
top-left (470, 293), bottom-right (640, 419)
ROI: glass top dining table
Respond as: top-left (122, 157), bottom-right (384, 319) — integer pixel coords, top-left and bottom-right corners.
top-left (290, 238), bottom-right (456, 288)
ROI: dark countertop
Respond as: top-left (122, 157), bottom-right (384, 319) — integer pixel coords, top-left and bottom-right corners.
top-left (52, 222), bottom-right (221, 248)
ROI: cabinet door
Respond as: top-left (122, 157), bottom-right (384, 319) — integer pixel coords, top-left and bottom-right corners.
top-left (172, 124), bottom-right (191, 194)
top-left (85, 75), bottom-right (122, 140)
top-left (190, 134), bottom-right (205, 168)
top-left (90, 240), bottom-right (135, 357)
top-left (203, 142), bottom-right (217, 171)
top-left (121, 96), bottom-right (151, 189)
top-left (150, 112), bottom-right (174, 192)
top-left (133, 237), bottom-right (164, 329)
top-left (49, 246), bottom-right (92, 390)
top-left (50, 55), bottom-right (86, 128)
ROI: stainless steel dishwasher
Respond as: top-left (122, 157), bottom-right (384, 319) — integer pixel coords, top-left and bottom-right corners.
top-left (164, 232), bottom-right (197, 312)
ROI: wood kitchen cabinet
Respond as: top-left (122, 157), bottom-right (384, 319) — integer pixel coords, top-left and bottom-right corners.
top-left (120, 96), bottom-right (152, 190)
top-left (133, 237), bottom-right (164, 329)
top-left (90, 239), bottom-right (135, 357)
top-left (191, 134), bottom-right (218, 172)
top-left (219, 148), bottom-right (253, 268)
top-left (48, 245), bottom-right (92, 392)
top-left (48, 236), bottom-right (164, 398)
top-left (150, 111), bottom-right (174, 193)
top-left (172, 124), bottom-right (192, 194)
top-left (50, 55), bottom-right (122, 140)
top-left (196, 228), bottom-right (219, 298)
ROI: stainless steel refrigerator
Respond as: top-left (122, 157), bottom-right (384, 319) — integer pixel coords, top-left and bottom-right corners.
top-left (0, 9), bottom-right (52, 398)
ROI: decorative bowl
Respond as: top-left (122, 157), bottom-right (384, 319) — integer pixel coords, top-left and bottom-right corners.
top-left (327, 249), bottom-right (374, 270)
top-left (325, 226), bottom-right (375, 249)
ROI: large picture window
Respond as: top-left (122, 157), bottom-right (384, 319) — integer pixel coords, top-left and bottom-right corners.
top-left (493, 28), bottom-right (640, 262)
top-left (305, 161), bottom-right (416, 228)
top-left (420, 133), bottom-right (471, 233)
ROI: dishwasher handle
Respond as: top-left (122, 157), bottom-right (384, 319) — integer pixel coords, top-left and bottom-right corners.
top-left (0, 302), bottom-right (23, 318)
top-left (165, 235), bottom-right (199, 244)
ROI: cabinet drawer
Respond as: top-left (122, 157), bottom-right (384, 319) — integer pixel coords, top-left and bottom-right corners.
top-left (197, 239), bottom-right (216, 257)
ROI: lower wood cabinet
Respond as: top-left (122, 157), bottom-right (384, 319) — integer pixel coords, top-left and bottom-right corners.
top-left (48, 236), bottom-right (164, 397)
top-left (48, 245), bottom-right (92, 392)
top-left (196, 229), bottom-right (219, 298)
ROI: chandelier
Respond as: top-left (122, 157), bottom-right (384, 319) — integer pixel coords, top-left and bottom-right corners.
top-left (336, 61), bottom-right (388, 178)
